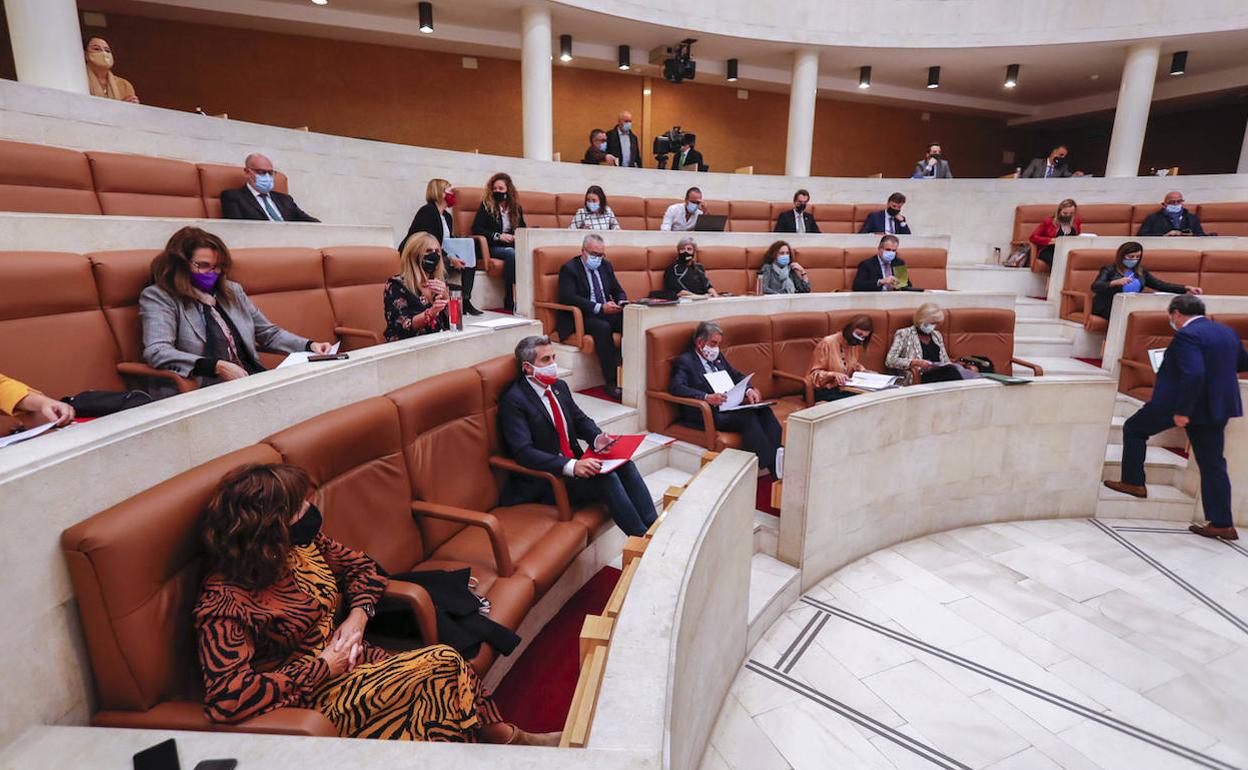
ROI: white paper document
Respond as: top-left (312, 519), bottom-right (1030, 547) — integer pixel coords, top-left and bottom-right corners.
top-left (442, 237), bottom-right (476, 268)
top-left (277, 341), bottom-right (340, 369)
top-left (597, 459), bottom-right (627, 474)
top-left (846, 372), bottom-right (899, 391)
top-left (705, 371), bottom-right (753, 407)
top-left (0, 420), bottom-right (58, 449)
top-left (468, 316), bottom-right (532, 330)
top-left (1148, 348), bottom-right (1167, 373)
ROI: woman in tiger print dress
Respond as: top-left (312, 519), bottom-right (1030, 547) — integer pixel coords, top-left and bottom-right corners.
top-left (193, 463), bottom-right (558, 745)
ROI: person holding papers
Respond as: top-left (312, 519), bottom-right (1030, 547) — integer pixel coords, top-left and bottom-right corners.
top-left (852, 235), bottom-right (915, 292)
top-left (401, 178), bottom-right (482, 316)
top-left (384, 233), bottom-right (451, 342)
top-left (807, 315), bottom-right (879, 402)
top-left (140, 227), bottom-right (333, 392)
top-left (557, 234), bottom-right (628, 400)
top-left (0, 373), bottom-right (74, 425)
top-left (499, 336), bottom-right (658, 537)
top-left (885, 303), bottom-right (952, 385)
top-left (1090, 242), bottom-right (1201, 322)
top-left (668, 321), bottom-right (783, 475)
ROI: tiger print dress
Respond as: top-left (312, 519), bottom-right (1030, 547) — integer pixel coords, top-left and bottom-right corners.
top-left (194, 532), bottom-right (503, 740)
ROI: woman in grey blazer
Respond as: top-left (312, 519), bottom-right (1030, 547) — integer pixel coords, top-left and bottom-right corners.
top-left (885, 303), bottom-right (951, 385)
top-left (140, 226), bottom-right (333, 388)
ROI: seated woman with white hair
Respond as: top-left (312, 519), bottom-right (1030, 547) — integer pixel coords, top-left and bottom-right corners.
top-left (885, 303), bottom-right (951, 385)
top-left (663, 237), bottom-right (719, 298)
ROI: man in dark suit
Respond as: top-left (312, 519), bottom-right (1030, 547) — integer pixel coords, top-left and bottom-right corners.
top-left (219, 153), bottom-right (319, 222)
top-left (499, 336), bottom-right (657, 536)
top-left (1136, 191), bottom-right (1207, 237)
top-left (557, 234), bottom-right (627, 400)
top-left (773, 189), bottom-right (820, 234)
top-left (669, 321), bottom-right (783, 475)
top-left (852, 236), bottom-right (917, 292)
top-left (1020, 145), bottom-right (1081, 179)
top-left (1106, 295), bottom-right (1248, 540)
top-left (860, 192), bottom-right (912, 235)
top-left (604, 110), bottom-right (641, 168)
top-left (671, 134), bottom-right (704, 171)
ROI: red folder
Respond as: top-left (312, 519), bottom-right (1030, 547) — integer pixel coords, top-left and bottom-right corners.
top-left (584, 434), bottom-right (646, 461)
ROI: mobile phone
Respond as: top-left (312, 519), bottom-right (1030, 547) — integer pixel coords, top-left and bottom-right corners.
top-left (308, 353), bottom-right (349, 362)
top-left (193, 761), bottom-right (239, 770)
top-left (134, 739), bottom-right (180, 770)
top-left (596, 435), bottom-right (620, 453)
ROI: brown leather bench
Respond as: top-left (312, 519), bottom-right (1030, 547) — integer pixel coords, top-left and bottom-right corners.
top-left (1197, 203), bottom-right (1248, 237)
top-left (0, 138), bottom-right (101, 214)
top-left (1013, 203), bottom-right (1136, 273)
top-left (728, 201), bottom-right (773, 232)
top-left (87, 151), bottom-right (207, 218)
top-left (198, 163), bottom-right (290, 219)
top-left (1199, 251), bottom-right (1248, 296)
top-left (321, 246), bottom-right (397, 349)
top-left (1059, 248), bottom-right (1202, 333)
top-left (1118, 311), bottom-right (1248, 400)
top-left (845, 247), bottom-right (949, 290)
top-left (230, 247), bottom-right (340, 369)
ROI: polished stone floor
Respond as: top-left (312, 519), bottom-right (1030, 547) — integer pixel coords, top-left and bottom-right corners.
top-left (704, 519), bottom-right (1248, 770)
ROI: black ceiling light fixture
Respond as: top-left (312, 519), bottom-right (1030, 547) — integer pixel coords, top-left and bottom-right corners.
top-left (927, 66), bottom-right (940, 89)
top-left (618, 45), bottom-right (631, 70)
top-left (418, 2), bottom-right (433, 33)
top-left (560, 34), bottom-right (573, 62)
top-left (1170, 50), bottom-right (1188, 76)
top-left (727, 58), bottom-right (739, 82)
top-left (1004, 63), bottom-right (1020, 88)
top-left (858, 65), bottom-right (871, 89)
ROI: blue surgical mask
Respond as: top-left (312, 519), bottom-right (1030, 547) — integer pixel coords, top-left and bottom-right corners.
top-left (686, 202), bottom-right (699, 215)
top-left (1123, 258), bottom-right (1140, 269)
top-left (1165, 204), bottom-right (1182, 214)
top-left (881, 250), bottom-right (897, 263)
top-left (918, 322), bottom-right (936, 334)
top-left (586, 255), bottom-right (603, 271)
top-left (621, 121), bottom-right (632, 132)
top-left (587, 201), bottom-right (600, 214)
top-left (776, 254), bottom-right (791, 267)
top-left (597, 142), bottom-right (607, 152)
top-left (253, 172), bottom-right (274, 194)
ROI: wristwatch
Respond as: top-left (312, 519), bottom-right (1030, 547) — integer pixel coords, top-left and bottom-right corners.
top-left (360, 603), bottom-right (375, 619)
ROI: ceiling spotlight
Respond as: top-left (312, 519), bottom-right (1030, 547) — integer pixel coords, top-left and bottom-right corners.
top-left (1170, 51), bottom-right (1187, 76)
top-left (727, 58), bottom-right (739, 82)
top-left (927, 66), bottom-right (940, 89)
top-left (858, 65), bottom-right (871, 89)
top-left (417, 2), bottom-right (433, 33)
top-left (559, 34), bottom-right (573, 62)
top-left (618, 45), bottom-right (630, 71)
top-left (1004, 63), bottom-right (1020, 89)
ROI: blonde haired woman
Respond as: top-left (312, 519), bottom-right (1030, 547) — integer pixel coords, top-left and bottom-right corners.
top-left (401, 178), bottom-right (481, 315)
top-left (383, 233), bottom-right (450, 342)
top-left (471, 172), bottom-right (526, 311)
top-left (885, 303), bottom-right (950, 385)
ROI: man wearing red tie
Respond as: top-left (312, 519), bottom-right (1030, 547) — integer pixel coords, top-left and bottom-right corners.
top-left (498, 336), bottom-right (658, 536)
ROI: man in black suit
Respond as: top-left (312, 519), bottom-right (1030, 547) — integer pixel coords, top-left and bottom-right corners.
top-left (1020, 145), bottom-right (1082, 179)
top-left (852, 235), bottom-right (917, 292)
top-left (1136, 191), bottom-right (1207, 237)
top-left (219, 153), bottom-right (319, 222)
top-left (671, 133), bottom-right (704, 171)
top-left (773, 189), bottom-right (821, 233)
top-left (669, 321), bottom-right (783, 475)
top-left (499, 336), bottom-right (657, 536)
top-left (557, 234), bottom-right (627, 400)
top-left (860, 193), bottom-right (912, 235)
top-left (604, 110), bottom-right (641, 168)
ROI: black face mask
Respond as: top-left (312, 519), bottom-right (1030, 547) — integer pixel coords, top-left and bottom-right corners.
top-left (289, 503), bottom-right (322, 547)
top-left (1053, 156), bottom-right (1067, 166)
top-left (930, 153), bottom-right (942, 161)
top-left (678, 251), bottom-right (695, 263)
top-left (492, 190), bottom-right (508, 203)
top-left (795, 202), bottom-right (807, 212)
top-left (888, 207), bottom-right (903, 217)
top-left (422, 252), bottom-right (441, 275)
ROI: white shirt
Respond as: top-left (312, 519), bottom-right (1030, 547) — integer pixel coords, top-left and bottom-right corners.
top-left (794, 209), bottom-right (806, 234)
top-left (500, 208), bottom-right (510, 233)
top-left (247, 183), bottom-right (283, 221)
top-left (438, 208), bottom-right (450, 241)
top-left (661, 202), bottom-right (700, 232)
top-left (617, 128), bottom-right (632, 167)
top-left (526, 377), bottom-right (578, 477)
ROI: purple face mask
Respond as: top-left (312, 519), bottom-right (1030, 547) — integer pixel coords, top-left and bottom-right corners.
top-left (191, 271), bottom-right (220, 293)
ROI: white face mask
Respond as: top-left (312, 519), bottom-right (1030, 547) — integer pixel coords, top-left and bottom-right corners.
top-left (529, 362), bottom-right (559, 386)
top-left (700, 345), bottom-right (720, 362)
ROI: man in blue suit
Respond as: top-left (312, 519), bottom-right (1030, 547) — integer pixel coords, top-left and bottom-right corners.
top-left (498, 335), bottom-right (657, 536)
top-left (1105, 295), bottom-right (1248, 540)
top-left (859, 193), bottom-right (912, 236)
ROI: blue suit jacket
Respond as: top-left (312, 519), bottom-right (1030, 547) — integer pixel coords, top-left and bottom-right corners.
top-left (1153, 317), bottom-right (1248, 424)
top-left (669, 348), bottom-right (745, 424)
top-left (498, 377), bottom-right (601, 505)
top-left (859, 210), bottom-right (912, 235)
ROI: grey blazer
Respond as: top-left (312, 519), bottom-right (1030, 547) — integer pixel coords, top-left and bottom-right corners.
top-left (885, 326), bottom-right (950, 385)
top-left (913, 159), bottom-right (953, 179)
top-left (1020, 158), bottom-right (1073, 178)
top-left (139, 281), bottom-right (310, 378)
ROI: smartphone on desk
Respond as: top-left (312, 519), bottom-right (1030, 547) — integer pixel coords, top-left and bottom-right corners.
top-left (308, 353), bottom-right (349, 362)
top-left (134, 739), bottom-right (179, 770)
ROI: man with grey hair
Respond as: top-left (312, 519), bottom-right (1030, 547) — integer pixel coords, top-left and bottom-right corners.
top-left (1106, 295), bottom-right (1248, 540)
top-left (220, 152), bottom-right (319, 222)
top-left (668, 320), bottom-right (783, 475)
top-left (556, 234), bottom-right (628, 399)
top-left (497, 335), bottom-right (658, 536)
top-left (663, 236), bottom-right (718, 297)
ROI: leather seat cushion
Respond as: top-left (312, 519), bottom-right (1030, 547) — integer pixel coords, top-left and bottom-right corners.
top-left (93, 702), bottom-right (337, 736)
top-left (430, 505), bottom-right (586, 596)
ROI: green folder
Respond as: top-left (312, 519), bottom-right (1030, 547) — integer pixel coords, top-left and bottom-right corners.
top-left (893, 264), bottom-right (910, 288)
top-left (981, 372), bottom-right (1031, 385)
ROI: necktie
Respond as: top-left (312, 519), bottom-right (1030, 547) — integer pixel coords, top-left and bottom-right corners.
top-left (796, 212), bottom-right (805, 234)
top-left (1044, 165), bottom-right (1053, 179)
top-left (259, 193), bottom-right (284, 221)
top-left (590, 269), bottom-right (606, 305)
top-left (544, 389), bottom-right (574, 458)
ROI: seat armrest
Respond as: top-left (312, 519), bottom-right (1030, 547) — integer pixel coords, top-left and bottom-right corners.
top-left (1059, 289), bottom-right (1088, 317)
top-left (489, 455), bottom-right (572, 521)
top-left (472, 235), bottom-right (492, 273)
top-left (534, 300), bottom-right (584, 340)
top-left (909, 363), bottom-right (924, 385)
top-left (410, 500), bottom-right (514, 576)
top-left (1120, 358), bottom-right (1152, 373)
top-left (773, 369), bottom-right (814, 405)
top-left (1119, 358), bottom-right (1155, 393)
top-left (117, 362), bottom-right (198, 393)
top-left (334, 326), bottom-right (383, 344)
top-left (648, 390), bottom-right (717, 450)
top-left (1010, 357), bottom-right (1044, 377)
top-left (381, 581), bottom-right (439, 645)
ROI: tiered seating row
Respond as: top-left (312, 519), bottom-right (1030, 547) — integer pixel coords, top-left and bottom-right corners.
top-left (1118, 311), bottom-right (1248, 400)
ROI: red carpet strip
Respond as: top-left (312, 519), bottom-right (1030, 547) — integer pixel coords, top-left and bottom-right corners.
top-left (757, 476), bottom-right (780, 517)
top-left (576, 385), bottom-right (621, 403)
top-left (491, 566), bottom-right (622, 733)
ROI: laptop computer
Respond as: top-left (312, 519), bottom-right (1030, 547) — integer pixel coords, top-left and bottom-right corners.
top-left (692, 214), bottom-right (728, 232)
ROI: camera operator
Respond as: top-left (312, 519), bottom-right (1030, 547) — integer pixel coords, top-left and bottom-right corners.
top-left (672, 134), bottom-right (704, 172)
top-left (606, 111), bottom-right (641, 168)
top-left (662, 186), bottom-right (705, 232)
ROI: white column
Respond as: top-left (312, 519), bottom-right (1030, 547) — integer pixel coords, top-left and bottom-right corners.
top-left (784, 48), bottom-right (819, 177)
top-left (1104, 41), bottom-right (1161, 178)
top-left (1238, 116), bottom-right (1248, 173)
top-left (3, 0), bottom-right (89, 94)
top-left (520, 5), bottom-right (553, 162)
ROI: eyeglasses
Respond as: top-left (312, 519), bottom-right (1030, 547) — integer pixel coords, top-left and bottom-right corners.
top-left (1166, 198), bottom-right (1185, 204)
top-left (190, 261), bottom-right (220, 273)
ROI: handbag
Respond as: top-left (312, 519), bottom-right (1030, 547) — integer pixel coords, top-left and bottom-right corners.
top-left (958, 355), bottom-right (996, 374)
top-left (1003, 242), bottom-right (1030, 268)
top-left (61, 389), bottom-right (153, 417)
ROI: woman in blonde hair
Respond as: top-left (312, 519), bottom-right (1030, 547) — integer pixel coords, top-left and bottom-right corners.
top-left (471, 172), bottom-right (526, 311)
top-left (885, 303), bottom-right (951, 385)
top-left (1028, 198), bottom-right (1081, 267)
top-left (401, 179), bottom-right (481, 315)
top-left (383, 233), bottom-right (450, 342)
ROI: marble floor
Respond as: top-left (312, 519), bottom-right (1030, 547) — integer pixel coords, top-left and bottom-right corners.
top-left (703, 519), bottom-right (1248, 770)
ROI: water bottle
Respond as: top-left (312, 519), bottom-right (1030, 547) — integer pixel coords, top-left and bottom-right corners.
top-left (449, 289), bottom-right (463, 331)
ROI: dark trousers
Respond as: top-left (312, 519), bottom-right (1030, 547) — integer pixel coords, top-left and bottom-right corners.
top-left (814, 387), bottom-right (857, 403)
top-left (1122, 405), bottom-right (1232, 527)
top-left (455, 266), bottom-right (477, 309)
top-left (1036, 245), bottom-right (1055, 266)
top-left (713, 407), bottom-right (783, 474)
top-left (585, 312), bottom-right (624, 385)
top-left (490, 245), bottom-right (516, 310)
top-left (570, 460), bottom-right (658, 537)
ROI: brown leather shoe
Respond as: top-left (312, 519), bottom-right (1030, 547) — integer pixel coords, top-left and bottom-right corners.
top-left (1103, 480), bottom-right (1147, 498)
top-left (1189, 523), bottom-right (1240, 541)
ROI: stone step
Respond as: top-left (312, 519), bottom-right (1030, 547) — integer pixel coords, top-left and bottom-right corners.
top-left (1011, 356), bottom-right (1107, 378)
top-left (641, 464), bottom-right (693, 509)
top-left (572, 391), bottom-right (639, 434)
top-left (553, 344), bottom-right (605, 391)
top-left (1102, 444), bottom-right (1186, 486)
top-left (747, 553), bottom-right (801, 649)
top-left (1108, 414), bottom-right (1187, 447)
top-left (1015, 335), bottom-right (1076, 358)
top-left (1014, 296), bottom-right (1059, 320)
top-left (1095, 482), bottom-right (1196, 522)
top-left (946, 264), bottom-right (1048, 296)
top-left (1114, 394), bottom-right (1144, 418)
top-left (753, 510), bottom-right (780, 558)
top-left (1014, 318), bottom-right (1077, 341)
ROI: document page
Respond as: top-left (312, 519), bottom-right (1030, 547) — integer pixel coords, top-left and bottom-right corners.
top-left (1148, 348), bottom-right (1166, 373)
top-left (277, 341), bottom-right (340, 369)
top-left (846, 372), bottom-right (899, 390)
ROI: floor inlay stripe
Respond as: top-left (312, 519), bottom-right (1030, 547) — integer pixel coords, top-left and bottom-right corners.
top-left (745, 660), bottom-right (974, 770)
top-left (799, 595), bottom-right (1239, 770)
top-left (774, 611), bottom-right (822, 671)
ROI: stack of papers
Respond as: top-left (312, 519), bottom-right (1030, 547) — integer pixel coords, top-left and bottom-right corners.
top-left (846, 372), bottom-right (899, 391)
top-left (705, 371), bottom-right (773, 412)
top-left (1148, 348), bottom-right (1167, 373)
top-left (469, 317), bottom-right (532, 330)
top-left (0, 420), bottom-right (59, 449)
